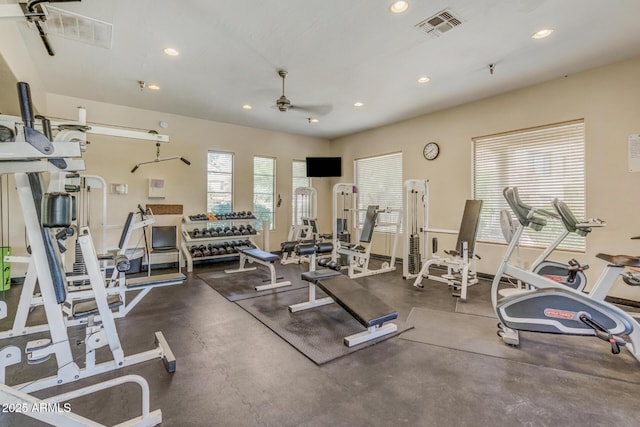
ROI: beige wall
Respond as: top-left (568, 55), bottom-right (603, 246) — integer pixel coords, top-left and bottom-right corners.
top-left (2, 91), bottom-right (332, 275)
top-left (331, 56), bottom-right (640, 300)
top-left (45, 93), bottom-right (332, 249)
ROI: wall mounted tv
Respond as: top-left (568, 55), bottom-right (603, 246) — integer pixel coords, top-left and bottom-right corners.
top-left (305, 157), bottom-right (342, 177)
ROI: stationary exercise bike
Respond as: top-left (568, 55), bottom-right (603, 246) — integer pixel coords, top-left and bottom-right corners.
top-left (492, 187), bottom-right (640, 363)
top-left (500, 200), bottom-right (605, 292)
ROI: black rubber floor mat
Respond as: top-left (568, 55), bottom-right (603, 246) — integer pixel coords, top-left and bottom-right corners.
top-left (236, 287), bottom-right (411, 365)
top-left (197, 268), bottom-right (307, 302)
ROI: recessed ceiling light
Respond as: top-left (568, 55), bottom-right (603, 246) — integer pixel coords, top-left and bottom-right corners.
top-left (389, 1), bottom-right (409, 14)
top-left (147, 84), bottom-right (160, 90)
top-left (242, 104), bottom-right (252, 110)
top-left (354, 102), bottom-right (364, 107)
top-left (532, 29), bottom-right (553, 39)
top-left (309, 118), bottom-right (319, 123)
top-left (163, 47), bottom-right (179, 56)
top-left (418, 76), bottom-right (430, 83)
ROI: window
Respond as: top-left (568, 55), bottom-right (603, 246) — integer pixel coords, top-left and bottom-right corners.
top-left (473, 120), bottom-right (586, 250)
top-left (253, 156), bottom-right (276, 230)
top-left (355, 152), bottom-right (403, 232)
top-left (292, 160), bottom-right (311, 225)
top-left (207, 151), bottom-right (233, 213)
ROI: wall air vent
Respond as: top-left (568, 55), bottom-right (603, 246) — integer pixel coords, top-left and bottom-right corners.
top-left (414, 9), bottom-right (463, 38)
top-left (44, 5), bottom-right (113, 49)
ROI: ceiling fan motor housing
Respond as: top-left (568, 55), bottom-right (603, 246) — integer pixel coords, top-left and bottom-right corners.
top-left (277, 95), bottom-right (291, 111)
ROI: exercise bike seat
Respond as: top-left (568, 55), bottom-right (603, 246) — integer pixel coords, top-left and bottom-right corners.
top-left (596, 253), bottom-right (640, 267)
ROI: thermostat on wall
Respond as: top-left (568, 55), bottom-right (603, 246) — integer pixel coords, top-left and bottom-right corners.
top-left (111, 183), bottom-right (128, 195)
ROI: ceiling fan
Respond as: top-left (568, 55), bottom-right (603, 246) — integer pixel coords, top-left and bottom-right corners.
top-left (274, 70), bottom-right (332, 116)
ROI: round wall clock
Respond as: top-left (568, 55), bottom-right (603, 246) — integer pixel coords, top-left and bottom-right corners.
top-left (423, 142), bottom-right (440, 160)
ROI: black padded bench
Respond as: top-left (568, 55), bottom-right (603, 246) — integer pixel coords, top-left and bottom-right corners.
top-left (225, 246), bottom-right (292, 291)
top-left (290, 268), bottom-right (399, 347)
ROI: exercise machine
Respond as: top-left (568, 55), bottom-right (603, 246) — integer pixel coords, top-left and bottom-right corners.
top-left (329, 183), bottom-right (401, 279)
top-left (410, 189), bottom-right (483, 302)
top-left (500, 199), bottom-right (605, 293)
top-left (403, 179), bottom-right (428, 279)
top-left (0, 205), bottom-right (186, 340)
top-left (0, 82), bottom-right (168, 425)
top-left (492, 187), bottom-right (640, 363)
top-left (281, 187), bottom-right (331, 265)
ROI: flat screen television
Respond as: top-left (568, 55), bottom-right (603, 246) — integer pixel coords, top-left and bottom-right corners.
top-left (305, 157), bottom-right (342, 177)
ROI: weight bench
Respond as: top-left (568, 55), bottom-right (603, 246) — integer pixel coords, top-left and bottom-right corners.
top-left (290, 269), bottom-right (398, 347)
top-left (225, 246), bottom-right (292, 291)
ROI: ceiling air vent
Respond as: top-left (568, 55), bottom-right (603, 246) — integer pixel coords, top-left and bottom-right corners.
top-left (44, 5), bottom-right (113, 49)
top-left (414, 9), bottom-right (463, 38)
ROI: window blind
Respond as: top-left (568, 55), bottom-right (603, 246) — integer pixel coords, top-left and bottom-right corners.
top-left (253, 156), bottom-right (276, 230)
top-left (355, 152), bottom-right (403, 232)
top-left (207, 151), bottom-right (233, 213)
top-left (473, 120), bottom-right (586, 250)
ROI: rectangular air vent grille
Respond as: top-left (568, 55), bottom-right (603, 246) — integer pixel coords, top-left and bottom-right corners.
top-left (44, 5), bottom-right (113, 49)
top-left (415, 8), bottom-right (463, 38)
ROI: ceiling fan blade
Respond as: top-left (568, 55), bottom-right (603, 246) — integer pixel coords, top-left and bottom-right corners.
top-left (289, 104), bottom-right (333, 116)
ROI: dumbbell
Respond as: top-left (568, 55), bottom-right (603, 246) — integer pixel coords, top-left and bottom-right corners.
top-left (192, 228), bottom-right (201, 238)
top-left (190, 246), bottom-right (203, 258)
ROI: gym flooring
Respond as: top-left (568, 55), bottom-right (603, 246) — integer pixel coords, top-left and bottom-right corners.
top-left (1, 260), bottom-right (639, 426)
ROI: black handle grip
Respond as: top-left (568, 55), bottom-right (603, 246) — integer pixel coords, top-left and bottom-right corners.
top-left (17, 82), bottom-right (34, 128)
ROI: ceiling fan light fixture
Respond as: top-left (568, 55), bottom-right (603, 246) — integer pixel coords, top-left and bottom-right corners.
top-left (532, 29), bottom-right (553, 39)
top-left (389, 1), bottom-right (409, 14)
top-left (163, 47), bottom-right (180, 56)
top-left (147, 84), bottom-right (160, 90)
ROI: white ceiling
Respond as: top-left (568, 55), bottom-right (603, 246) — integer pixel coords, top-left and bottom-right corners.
top-left (8, 0), bottom-right (640, 139)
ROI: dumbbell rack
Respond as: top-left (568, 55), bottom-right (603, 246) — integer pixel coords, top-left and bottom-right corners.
top-left (180, 214), bottom-right (260, 272)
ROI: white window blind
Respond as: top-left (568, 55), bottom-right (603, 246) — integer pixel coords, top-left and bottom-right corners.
top-left (207, 151), bottom-right (233, 213)
top-left (355, 152), bottom-right (403, 232)
top-left (253, 156), bottom-right (276, 230)
top-left (473, 120), bottom-right (585, 250)
top-left (292, 160), bottom-right (311, 224)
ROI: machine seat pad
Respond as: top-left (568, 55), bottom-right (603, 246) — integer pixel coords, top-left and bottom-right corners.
top-left (238, 247), bottom-right (280, 263)
top-left (73, 295), bottom-right (122, 318)
top-left (317, 275), bottom-right (398, 327)
top-left (596, 253), bottom-right (640, 267)
top-left (301, 269), bottom-right (343, 284)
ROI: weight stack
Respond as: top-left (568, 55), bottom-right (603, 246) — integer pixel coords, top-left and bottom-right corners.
top-left (71, 240), bottom-right (89, 286)
top-left (408, 234), bottom-right (421, 274)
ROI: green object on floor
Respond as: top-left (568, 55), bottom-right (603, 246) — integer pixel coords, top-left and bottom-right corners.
top-left (1, 247), bottom-right (10, 291)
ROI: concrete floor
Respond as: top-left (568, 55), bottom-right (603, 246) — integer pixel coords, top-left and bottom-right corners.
top-left (1, 261), bottom-right (640, 427)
